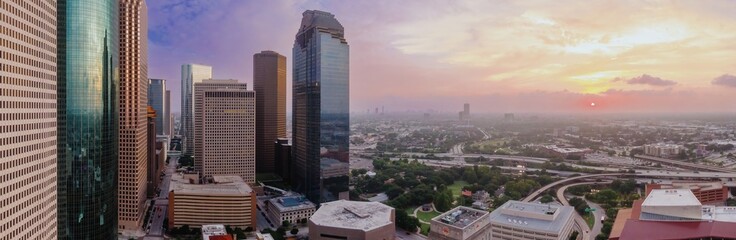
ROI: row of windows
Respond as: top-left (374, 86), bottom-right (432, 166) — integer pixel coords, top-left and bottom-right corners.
top-left (0, 121), bottom-right (55, 134)
top-left (4, 0), bottom-right (57, 28)
top-left (0, 75), bottom-right (56, 91)
top-left (0, 80), bottom-right (55, 98)
top-left (0, 130), bottom-right (54, 147)
top-left (0, 1), bottom-right (56, 46)
top-left (0, 112), bottom-right (55, 121)
top-left (2, 50), bottom-right (56, 72)
top-left (0, 100), bottom-right (55, 109)
top-left (0, 19), bottom-right (53, 54)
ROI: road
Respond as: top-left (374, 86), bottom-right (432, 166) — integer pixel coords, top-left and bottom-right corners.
top-left (556, 182), bottom-right (611, 240)
top-left (522, 173), bottom-right (629, 202)
top-left (395, 231), bottom-right (428, 240)
top-left (585, 199), bottom-right (605, 240)
top-left (145, 155), bottom-right (177, 238)
top-left (634, 155), bottom-right (735, 173)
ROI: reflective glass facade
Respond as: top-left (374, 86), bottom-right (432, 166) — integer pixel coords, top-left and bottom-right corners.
top-left (148, 79), bottom-right (166, 135)
top-left (180, 64), bottom-right (212, 155)
top-left (57, 0), bottom-right (119, 239)
top-left (292, 10), bottom-right (350, 204)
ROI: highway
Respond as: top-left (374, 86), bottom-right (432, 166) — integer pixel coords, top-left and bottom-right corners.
top-left (522, 173), bottom-right (628, 202)
top-left (634, 155), bottom-right (736, 173)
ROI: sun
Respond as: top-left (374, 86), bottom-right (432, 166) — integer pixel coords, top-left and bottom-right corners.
top-left (590, 102), bottom-right (596, 107)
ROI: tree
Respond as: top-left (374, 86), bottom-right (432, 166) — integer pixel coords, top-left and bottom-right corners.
top-left (568, 231), bottom-right (579, 240)
top-left (234, 228), bottom-right (246, 239)
top-left (385, 184), bottom-right (405, 199)
top-left (540, 195), bottom-right (554, 203)
top-left (395, 209), bottom-right (420, 232)
top-left (282, 220), bottom-right (291, 228)
top-left (434, 189), bottom-right (454, 212)
top-left (290, 228), bottom-right (299, 235)
top-left (463, 167), bottom-right (478, 184)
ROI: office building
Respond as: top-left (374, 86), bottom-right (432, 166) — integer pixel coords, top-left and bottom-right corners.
top-left (194, 79), bottom-right (255, 183)
top-left (459, 103), bottom-right (470, 121)
top-left (292, 10), bottom-right (350, 203)
top-left (611, 189), bottom-right (736, 239)
top-left (181, 64), bottom-right (212, 155)
top-left (146, 107), bottom-right (158, 198)
top-left (429, 207), bottom-right (491, 240)
top-left (275, 138), bottom-right (292, 183)
top-left (118, 0), bottom-right (149, 230)
top-left (254, 50), bottom-right (287, 174)
top-left (488, 201), bottom-right (576, 240)
top-left (165, 90), bottom-right (172, 136)
top-left (167, 175), bottom-right (256, 229)
top-left (57, 0), bottom-right (120, 238)
top-left (646, 182), bottom-right (728, 205)
top-left (0, 0), bottom-right (58, 239)
top-left (148, 79), bottom-right (166, 135)
top-left (308, 200), bottom-right (395, 240)
top-left (265, 195), bottom-right (316, 225)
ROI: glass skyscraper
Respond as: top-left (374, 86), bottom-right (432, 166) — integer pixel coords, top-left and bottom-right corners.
top-left (292, 10), bottom-right (350, 203)
top-left (148, 79), bottom-right (167, 135)
top-left (57, 0), bottom-right (120, 238)
top-left (181, 64), bottom-right (212, 156)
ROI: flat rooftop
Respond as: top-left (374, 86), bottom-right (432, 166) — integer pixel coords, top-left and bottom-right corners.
top-left (489, 201), bottom-right (575, 233)
top-left (310, 200), bottom-right (394, 232)
top-left (268, 195), bottom-right (316, 212)
top-left (643, 189), bottom-right (701, 207)
top-left (431, 206), bottom-right (488, 229)
top-left (201, 224), bottom-right (230, 240)
top-left (170, 174), bottom-right (253, 196)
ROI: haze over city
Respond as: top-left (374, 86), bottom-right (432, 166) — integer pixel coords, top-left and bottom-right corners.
top-left (149, 0), bottom-right (736, 113)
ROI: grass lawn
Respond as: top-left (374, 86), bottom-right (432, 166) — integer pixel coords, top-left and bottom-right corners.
top-left (416, 210), bottom-right (442, 223)
top-left (582, 213), bottom-right (595, 229)
top-left (405, 206), bottom-right (417, 216)
top-left (420, 223), bottom-right (431, 236)
top-left (447, 180), bottom-right (470, 198)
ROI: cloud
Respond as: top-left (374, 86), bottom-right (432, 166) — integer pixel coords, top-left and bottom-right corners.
top-left (624, 74), bottom-right (677, 86)
top-left (712, 74), bottom-right (736, 88)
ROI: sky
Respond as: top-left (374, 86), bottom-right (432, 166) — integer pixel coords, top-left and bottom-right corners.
top-left (148, 0), bottom-right (736, 114)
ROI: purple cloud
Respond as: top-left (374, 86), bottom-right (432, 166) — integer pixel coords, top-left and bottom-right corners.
top-left (625, 74), bottom-right (677, 86)
top-left (712, 74), bottom-right (736, 88)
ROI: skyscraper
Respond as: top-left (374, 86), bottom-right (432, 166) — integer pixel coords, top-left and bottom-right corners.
top-left (57, 0), bottom-right (120, 238)
top-left (292, 10), bottom-right (350, 203)
top-left (118, 0), bottom-right (148, 231)
top-left (181, 64), bottom-right (212, 155)
top-left (194, 80), bottom-right (256, 183)
top-left (148, 79), bottom-right (166, 135)
top-left (165, 90), bottom-right (172, 136)
top-left (0, 1), bottom-right (58, 239)
top-left (254, 50), bottom-right (287, 174)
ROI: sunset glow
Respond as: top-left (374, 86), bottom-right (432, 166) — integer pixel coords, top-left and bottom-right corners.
top-left (148, 0), bottom-right (736, 113)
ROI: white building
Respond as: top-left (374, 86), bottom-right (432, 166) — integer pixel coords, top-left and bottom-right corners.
top-left (488, 201), bottom-right (576, 240)
top-left (265, 195), bottom-right (316, 225)
top-left (309, 200), bottom-right (395, 240)
top-left (644, 143), bottom-right (683, 158)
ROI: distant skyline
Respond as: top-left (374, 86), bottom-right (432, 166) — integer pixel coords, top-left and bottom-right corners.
top-left (149, 0), bottom-right (736, 113)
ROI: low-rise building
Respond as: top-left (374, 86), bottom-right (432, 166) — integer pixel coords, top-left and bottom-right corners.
top-left (644, 143), bottom-right (683, 158)
top-left (541, 145), bottom-right (590, 159)
top-left (309, 200), bottom-right (395, 240)
top-left (265, 195), bottom-right (316, 225)
top-left (488, 201), bottom-right (576, 240)
top-left (612, 189), bottom-right (736, 239)
top-left (645, 182), bottom-right (728, 205)
top-left (201, 225), bottom-right (233, 240)
top-left (429, 206), bottom-right (491, 240)
top-left (168, 175), bottom-right (256, 230)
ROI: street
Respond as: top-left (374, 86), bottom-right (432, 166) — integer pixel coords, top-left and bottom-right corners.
top-left (144, 155), bottom-right (178, 238)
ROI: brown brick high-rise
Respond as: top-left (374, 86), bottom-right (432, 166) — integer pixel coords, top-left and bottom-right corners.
top-left (253, 51), bottom-right (286, 174)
